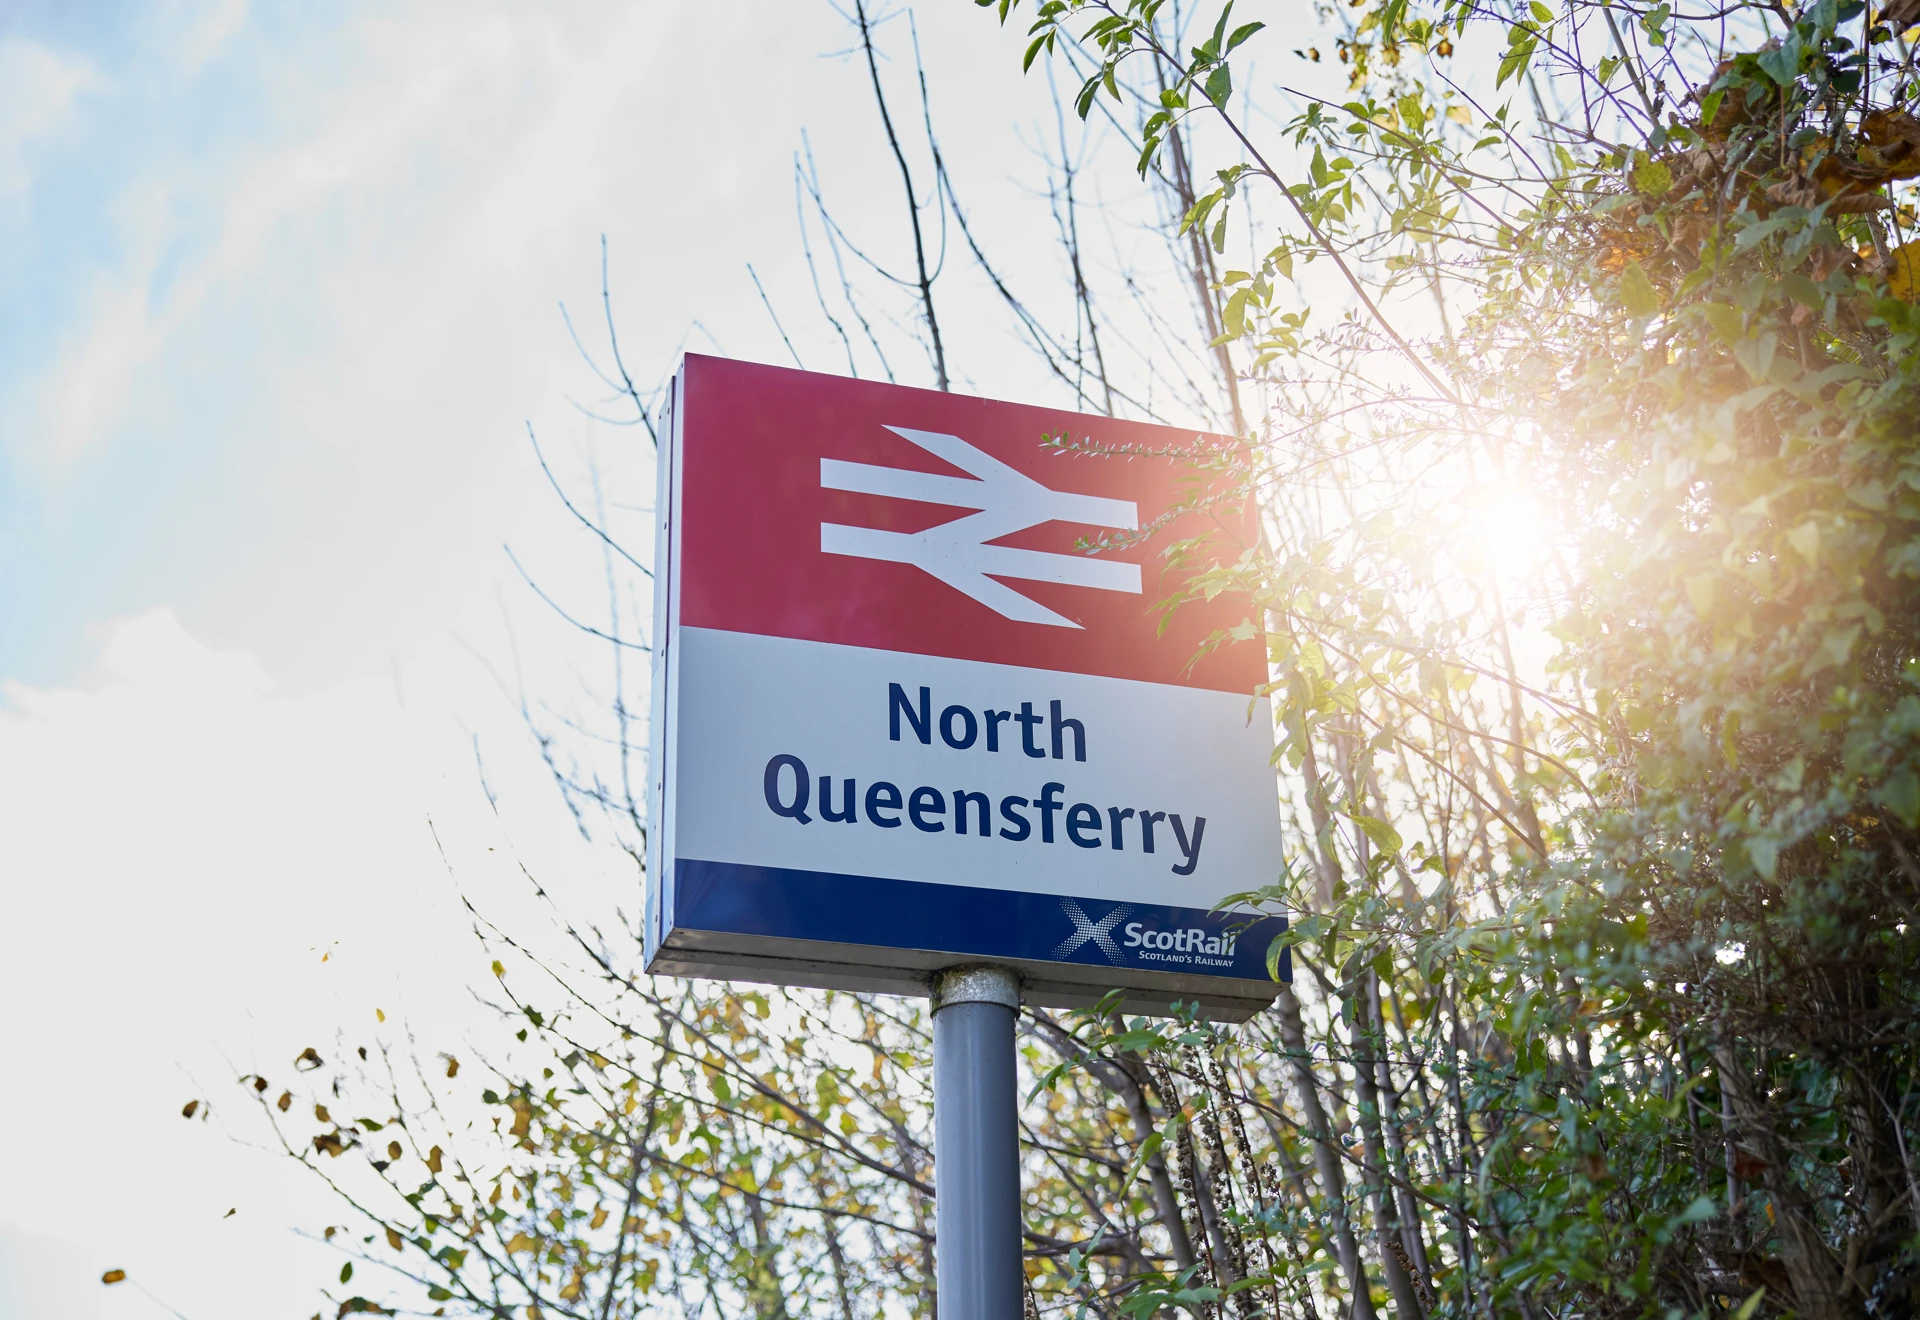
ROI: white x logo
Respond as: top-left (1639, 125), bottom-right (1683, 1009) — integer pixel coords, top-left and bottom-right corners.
top-left (1052, 899), bottom-right (1131, 964)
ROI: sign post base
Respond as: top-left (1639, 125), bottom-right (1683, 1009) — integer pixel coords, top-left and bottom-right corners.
top-left (932, 964), bottom-right (1023, 1320)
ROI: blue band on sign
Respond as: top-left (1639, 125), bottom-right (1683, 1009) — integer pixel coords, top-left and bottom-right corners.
top-left (672, 858), bottom-right (1289, 983)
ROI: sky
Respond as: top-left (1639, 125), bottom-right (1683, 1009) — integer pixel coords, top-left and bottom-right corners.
top-left (0, 0), bottom-right (1252, 1314)
top-left (0, 1), bottom-right (1409, 1314)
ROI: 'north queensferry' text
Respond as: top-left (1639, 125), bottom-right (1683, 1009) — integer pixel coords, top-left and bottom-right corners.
top-left (757, 682), bottom-right (1211, 876)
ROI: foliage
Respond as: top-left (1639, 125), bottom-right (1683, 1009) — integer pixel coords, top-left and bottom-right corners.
top-left (203, 1), bottom-right (1920, 1318)
top-left (989, 0), bottom-right (1920, 1316)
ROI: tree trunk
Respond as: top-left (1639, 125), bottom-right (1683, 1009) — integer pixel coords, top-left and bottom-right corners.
top-left (1347, 972), bottom-right (1429, 1320)
top-left (1276, 987), bottom-right (1381, 1320)
top-left (1714, 1038), bottom-right (1847, 1320)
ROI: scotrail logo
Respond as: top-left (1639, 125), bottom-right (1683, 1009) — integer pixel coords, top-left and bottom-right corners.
top-left (1122, 919), bottom-right (1239, 967)
top-left (1050, 900), bottom-right (1242, 969)
top-left (820, 427), bottom-right (1141, 629)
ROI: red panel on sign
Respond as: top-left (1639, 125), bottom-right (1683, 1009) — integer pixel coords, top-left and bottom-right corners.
top-left (674, 355), bottom-right (1262, 693)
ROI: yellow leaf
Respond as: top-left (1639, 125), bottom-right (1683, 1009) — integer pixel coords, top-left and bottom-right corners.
top-left (387, 1141), bottom-right (403, 1161)
top-left (590, 1206), bottom-right (609, 1230)
top-left (427, 1146), bottom-right (444, 1175)
top-left (181, 1100), bottom-right (200, 1120)
top-left (277, 1091), bottom-right (292, 1112)
top-left (505, 1232), bottom-right (538, 1255)
top-left (102, 1270), bottom-right (127, 1285)
top-left (375, 1008), bottom-right (385, 1023)
top-left (1889, 240), bottom-right (1920, 301)
top-left (1685, 574), bottom-right (1716, 615)
top-left (315, 1104), bottom-right (331, 1124)
top-left (509, 1099), bottom-right (532, 1140)
top-left (559, 1278), bottom-right (583, 1301)
top-left (1620, 260), bottom-right (1661, 316)
top-left (1787, 521), bottom-right (1820, 561)
top-left (386, 1227), bottom-right (404, 1252)
top-left (444, 1056), bottom-right (460, 1079)
top-left (1447, 103), bottom-right (1474, 124)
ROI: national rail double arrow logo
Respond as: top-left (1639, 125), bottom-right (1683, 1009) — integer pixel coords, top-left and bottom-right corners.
top-left (820, 427), bottom-right (1142, 629)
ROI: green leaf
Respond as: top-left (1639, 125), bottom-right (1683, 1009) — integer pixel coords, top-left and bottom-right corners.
top-left (1632, 158), bottom-right (1673, 197)
top-left (1121, 1131), bottom-right (1164, 1183)
top-left (1205, 63), bottom-right (1232, 105)
top-left (340, 1263), bottom-right (354, 1284)
top-left (1205, 2), bottom-right (1234, 58)
top-left (1497, 37), bottom-right (1536, 88)
top-left (1674, 1195), bottom-right (1719, 1226)
top-left (1875, 772), bottom-right (1920, 828)
top-left (1346, 812), bottom-right (1403, 856)
top-left (1781, 272), bottom-right (1821, 307)
top-left (1136, 134), bottom-right (1162, 177)
top-left (1620, 260), bottom-right (1661, 316)
top-left (1222, 287), bottom-right (1250, 337)
top-left (1756, 32), bottom-right (1802, 85)
top-left (1075, 73), bottom-right (1101, 118)
top-left (1022, 33), bottom-right (1050, 73)
top-left (1703, 302), bottom-right (1744, 343)
top-left (1641, 1), bottom-right (1672, 44)
top-left (1732, 1291), bottom-right (1767, 1320)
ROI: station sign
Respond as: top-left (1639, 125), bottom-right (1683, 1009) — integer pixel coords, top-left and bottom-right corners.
top-left (645, 355), bottom-right (1288, 1016)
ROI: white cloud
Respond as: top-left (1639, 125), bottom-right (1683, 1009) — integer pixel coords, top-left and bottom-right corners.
top-left (28, 6), bottom-right (603, 466)
top-left (177, 0), bottom-right (252, 74)
top-left (0, 2), bottom-right (1142, 1312)
top-left (0, 38), bottom-right (102, 195)
top-left (0, 610), bottom-right (610, 1319)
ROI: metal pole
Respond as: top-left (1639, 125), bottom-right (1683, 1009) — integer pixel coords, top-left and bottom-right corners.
top-left (932, 964), bottom-right (1022, 1320)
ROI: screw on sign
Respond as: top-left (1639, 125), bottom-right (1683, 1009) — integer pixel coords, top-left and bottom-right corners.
top-left (645, 354), bottom-right (1289, 1014)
